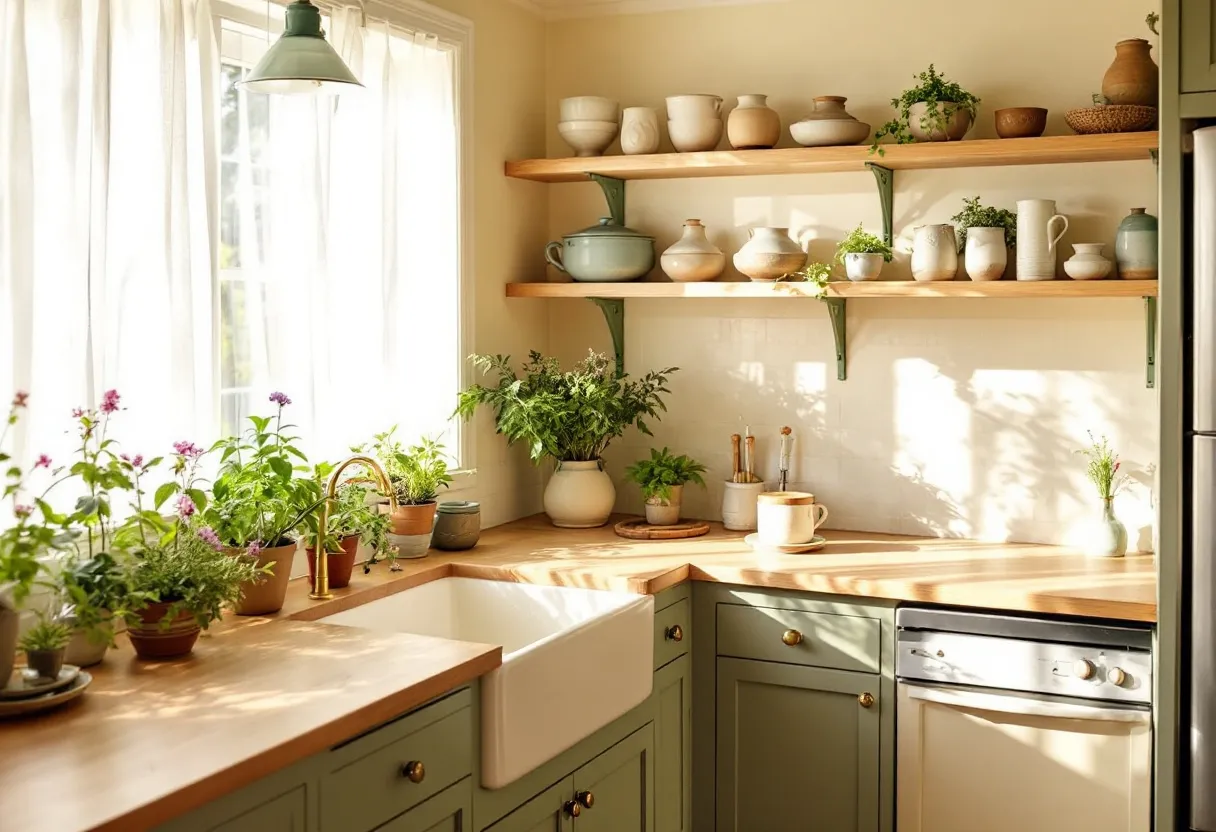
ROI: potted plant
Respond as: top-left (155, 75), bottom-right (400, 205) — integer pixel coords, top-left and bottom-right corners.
top-left (835, 224), bottom-right (894, 282)
top-left (951, 196), bottom-right (1017, 281)
top-left (625, 448), bottom-right (707, 525)
top-left (17, 610), bottom-right (72, 679)
top-left (791, 262), bottom-right (833, 296)
top-left (456, 350), bottom-right (676, 529)
top-left (300, 471), bottom-right (391, 588)
top-left (199, 392), bottom-right (323, 614)
top-left (60, 551), bottom-right (129, 667)
top-left (1076, 432), bottom-right (1131, 558)
top-left (355, 429), bottom-right (453, 553)
top-left (871, 65), bottom-right (979, 152)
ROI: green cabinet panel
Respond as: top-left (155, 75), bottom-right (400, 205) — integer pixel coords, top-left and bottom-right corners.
top-left (572, 723), bottom-right (654, 832)
top-left (211, 787), bottom-right (308, 832)
top-left (716, 657), bottom-right (880, 832)
top-left (653, 598), bottom-right (690, 670)
top-left (653, 655), bottom-right (691, 832)
top-left (154, 756), bottom-right (317, 832)
top-left (1183, 0), bottom-right (1216, 92)
top-left (717, 603), bottom-right (880, 673)
top-left (377, 779), bottom-right (473, 832)
top-left (485, 778), bottom-right (575, 832)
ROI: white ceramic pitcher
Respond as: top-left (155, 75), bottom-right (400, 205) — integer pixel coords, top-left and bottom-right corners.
top-left (1016, 199), bottom-right (1069, 281)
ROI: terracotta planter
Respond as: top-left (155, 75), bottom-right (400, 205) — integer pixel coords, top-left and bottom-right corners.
top-left (306, 534), bottom-right (360, 589)
top-left (229, 541), bottom-right (297, 616)
top-left (390, 502), bottom-right (438, 536)
top-left (127, 602), bottom-right (201, 660)
top-left (1102, 38), bottom-right (1158, 108)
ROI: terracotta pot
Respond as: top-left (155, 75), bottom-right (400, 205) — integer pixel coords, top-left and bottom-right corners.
top-left (127, 601), bottom-right (201, 660)
top-left (25, 647), bottom-right (65, 680)
top-left (229, 541), bottom-right (297, 616)
top-left (1102, 38), bottom-right (1158, 108)
top-left (390, 502), bottom-right (438, 536)
top-left (727, 94), bottom-right (780, 149)
top-left (306, 534), bottom-right (360, 589)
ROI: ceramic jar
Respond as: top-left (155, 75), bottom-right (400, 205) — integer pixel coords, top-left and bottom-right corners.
top-left (727, 94), bottom-right (780, 149)
top-left (789, 96), bottom-right (870, 147)
top-left (620, 107), bottom-right (660, 155)
top-left (722, 480), bottom-right (766, 531)
top-left (432, 501), bottom-right (481, 550)
top-left (963, 227), bottom-right (1008, 281)
top-left (906, 101), bottom-right (972, 142)
top-left (733, 227), bottom-right (807, 281)
top-left (645, 484), bottom-right (683, 526)
top-left (544, 461), bottom-right (615, 529)
top-left (1016, 199), bottom-right (1069, 281)
top-left (842, 252), bottom-right (884, 281)
top-left (1102, 38), bottom-right (1159, 108)
top-left (1064, 243), bottom-right (1114, 280)
top-left (666, 94), bottom-right (723, 152)
top-left (1082, 499), bottom-right (1128, 558)
top-left (661, 219), bottom-right (725, 282)
top-left (1115, 207), bottom-right (1159, 279)
top-left (546, 218), bottom-right (655, 283)
top-left (910, 224), bottom-right (958, 281)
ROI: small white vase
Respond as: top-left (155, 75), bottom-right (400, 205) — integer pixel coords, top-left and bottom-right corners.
top-left (621, 106), bottom-right (660, 155)
top-left (963, 227), bottom-right (1008, 281)
top-left (65, 627), bottom-right (110, 668)
top-left (544, 460), bottom-right (616, 529)
top-left (645, 484), bottom-right (683, 526)
top-left (1082, 499), bottom-right (1128, 558)
top-left (911, 224), bottom-right (958, 282)
top-left (733, 227), bottom-right (807, 281)
top-left (843, 252), bottom-right (884, 281)
top-left (722, 481), bottom-right (766, 531)
top-left (1063, 243), bottom-right (1114, 280)
top-left (662, 219), bottom-right (726, 282)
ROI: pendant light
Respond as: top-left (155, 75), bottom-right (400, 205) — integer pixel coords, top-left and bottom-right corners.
top-left (240, 0), bottom-right (362, 95)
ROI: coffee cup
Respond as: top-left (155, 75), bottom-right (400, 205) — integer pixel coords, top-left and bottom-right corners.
top-left (757, 491), bottom-right (829, 546)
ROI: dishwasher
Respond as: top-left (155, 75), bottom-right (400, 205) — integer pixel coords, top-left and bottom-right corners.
top-left (895, 607), bottom-right (1152, 832)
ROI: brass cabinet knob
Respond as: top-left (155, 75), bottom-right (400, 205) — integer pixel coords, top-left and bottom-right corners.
top-left (781, 629), bottom-right (803, 646)
top-left (400, 760), bottom-right (425, 783)
top-left (563, 800), bottom-right (582, 818)
top-left (665, 624), bottom-right (684, 642)
top-left (576, 790), bottom-right (595, 809)
top-left (858, 692), bottom-right (875, 709)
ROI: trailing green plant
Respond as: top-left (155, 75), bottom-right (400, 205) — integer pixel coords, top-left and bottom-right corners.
top-left (870, 65), bottom-right (979, 154)
top-left (790, 262), bottom-right (834, 297)
top-left (625, 448), bottom-right (707, 503)
top-left (455, 351), bottom-right (676, 464)
top-left (1076, 432), bottom-right (1130, 501)
top-left (950, 196), bottom-right (1017, 252)
top-left (60, 551), bottom-right (130, 646)
top-left (18, 611), bottom-right (72, 653)
top-left (835, 224), bottom-right (893, 263)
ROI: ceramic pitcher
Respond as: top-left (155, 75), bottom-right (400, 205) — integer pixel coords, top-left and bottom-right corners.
top-left (910, 224), bottom-right (958, 281)
top-left (1016, 199), bottom-right (1069, 281)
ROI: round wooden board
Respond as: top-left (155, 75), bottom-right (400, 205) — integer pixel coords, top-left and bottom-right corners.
top-left (613, 517), bottom-right (711, 540)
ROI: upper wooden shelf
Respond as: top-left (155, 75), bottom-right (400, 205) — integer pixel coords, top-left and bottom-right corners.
top-left (506, 280), bottom-right (1159, 299)
top-left (504, 133), bottom-right (1159, 183)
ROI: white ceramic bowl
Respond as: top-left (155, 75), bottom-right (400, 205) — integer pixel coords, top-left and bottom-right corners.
top-left (660, 251), bottom-right (726, 282)
top-left (789, 118), bottom-right (871, 147)
top-left (667, 118), bottom-right (723, 153)
top-left (558, 120), bottom-right (619, 157)
top-left (559, 96), bottom-right (619, 123)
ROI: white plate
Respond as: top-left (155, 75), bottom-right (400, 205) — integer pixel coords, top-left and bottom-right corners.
top-left (744, 533), bottom-right (827, 554)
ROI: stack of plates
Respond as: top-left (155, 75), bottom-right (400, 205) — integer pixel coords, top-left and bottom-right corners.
top-left (0, 664), bottom-right (92, 718)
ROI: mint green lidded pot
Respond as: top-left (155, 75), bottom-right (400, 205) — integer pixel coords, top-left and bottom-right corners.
top-left (1115, 207), bottom-right (1157, 280)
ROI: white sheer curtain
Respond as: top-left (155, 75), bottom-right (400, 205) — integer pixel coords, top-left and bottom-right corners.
top-left (0, 0), bottom-right (218, 477)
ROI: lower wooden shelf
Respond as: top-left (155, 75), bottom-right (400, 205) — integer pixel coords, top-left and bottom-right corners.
top-left (505, 279), bottom-right (1158, 299)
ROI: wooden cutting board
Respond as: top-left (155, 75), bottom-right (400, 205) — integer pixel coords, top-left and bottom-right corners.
top-left (613, 518), bottom-right (710, 540)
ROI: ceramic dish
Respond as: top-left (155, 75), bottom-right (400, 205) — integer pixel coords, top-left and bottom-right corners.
top-left (0, 670), bottom-right (91, 718)
top-left (744, 533), bottom-right (827, 554)
top-left (0, 665), bottom-right (80, 701)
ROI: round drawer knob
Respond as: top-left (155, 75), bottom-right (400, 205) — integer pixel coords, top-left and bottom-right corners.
top-left (858, 692), bottom-right (875, 709)
top-left (563, 800), bottom-right (582, 818)
top-left (400, 760), bottom-right (425, 783)
top-left (1073, 659), bottom-right (1096, 680)
top-left (665, 624), bottom-right (684, 643)
top-left (781, 629), bottom-right (803, 646)
top-left (1109, 666), bottom-right (1128, 687)
top-left (576, 790), bottom-right (595, 809)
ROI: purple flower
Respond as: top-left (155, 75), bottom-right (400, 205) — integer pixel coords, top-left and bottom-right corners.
top-left (34, 454), bottom-right (51, 469)
top-left (71, 407), bottom-right (85, 419)
top-left (173, 440), bottom-right (203, 458)
top-left (176, 494), bottom-right (196, 518)
top-left (12, 391), bottom-right (28, 408)
top-left (131, 454), bottom-right (144, 468)
top-left (196, 526), bottom-right (222, 551)
top-left (99, 389), bottom-right (121, 414)
top-left (268, 391), bottom-right (292, 407)
top-left (247, 541), bottom-right (262, 558)
top-left (13, 504), bottom-right (32, 518)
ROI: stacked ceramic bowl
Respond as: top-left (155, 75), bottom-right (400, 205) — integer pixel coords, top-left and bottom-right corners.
top-left (667, 94), bottom-right (724, 152)
top-left (559, 96), bottom-right (619, 157)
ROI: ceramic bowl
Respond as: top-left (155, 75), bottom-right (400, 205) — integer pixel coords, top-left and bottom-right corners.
top-left (559, 96), bottom-right (619, 123)
top-left (667, 118), bottom-right (723, 153)
top-left (558, 120), bottom-right (619, 157)
top-left (994, 107), bottom-right (1048, 139)
top-left (906, 102), bottom-right (972, 141)
top-left (789, 118), bottom-right (871, 147)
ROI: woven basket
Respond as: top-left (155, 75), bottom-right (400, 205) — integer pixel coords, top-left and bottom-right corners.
top-left (1064, 105), bottom-right (1157, 134)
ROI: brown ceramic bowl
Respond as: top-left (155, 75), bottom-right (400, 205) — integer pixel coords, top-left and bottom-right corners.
top-left (994, 107), bottom-right (1048, 139)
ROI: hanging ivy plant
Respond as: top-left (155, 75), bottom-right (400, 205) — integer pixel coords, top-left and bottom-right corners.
top-left (870, 65), bottom-right (980, 155)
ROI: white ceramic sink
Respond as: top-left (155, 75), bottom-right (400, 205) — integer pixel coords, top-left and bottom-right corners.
top-left (320, 577), bottom-right (654, 788)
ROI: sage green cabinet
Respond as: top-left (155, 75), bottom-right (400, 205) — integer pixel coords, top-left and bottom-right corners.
top-left (653, 655), bottom-right (691, 832)
top-left (211, 787), bottom-right (308, 832)
top-left (716, 657), bottom-right (880, 832)
top-left (378, 779), bottom-right (473, 832)
top-left (486, 779), bottom-right (574, 832)
top-left (1183, 0), bottom-right (1216, 92)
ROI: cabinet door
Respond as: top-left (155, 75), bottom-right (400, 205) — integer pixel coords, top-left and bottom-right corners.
top-left (716, 657), bottom-right (880, 832)
top-left (210, 788), bottom-right (307, 832)
top-left (1183, 0), bottom-right (1216, 92)
top-left (486, 778), bottom-right (575, 832)
top-left (654, 655), bottom-right (691, 832)
top-left (377, 779), bottom-right (472, 832)
top-left (573, 724), bottom-right (654, 832)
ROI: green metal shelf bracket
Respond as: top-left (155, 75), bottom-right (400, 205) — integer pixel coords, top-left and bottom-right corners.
top-left (866, 163), bottom-right (895, 246)
top-left (590, 174), bottom-right (626, 226)
top-left (589, 297), bottom-right (626, 376)
top-left (1145, 295), bottom-right (1156, 389)
top-left (824, 297), bottom-right (847, 381)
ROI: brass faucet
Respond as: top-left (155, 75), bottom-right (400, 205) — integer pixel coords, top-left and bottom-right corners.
top-left (309, 454), bottom-right (398, 601)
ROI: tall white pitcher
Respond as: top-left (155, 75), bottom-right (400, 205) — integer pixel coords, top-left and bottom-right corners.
top-left (1016, 199), bottom-right (1069, 281)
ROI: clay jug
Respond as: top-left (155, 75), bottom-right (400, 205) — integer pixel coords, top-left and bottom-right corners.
top-left (727, 94), bottom-right (780, 150)
top-left (1016, 199), bottom-right (1069, 281)
top-left (1102, 38), bottom-right (1159, 108)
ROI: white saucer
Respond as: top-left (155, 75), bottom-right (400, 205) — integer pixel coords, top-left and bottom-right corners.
top-left (744, 533), bottom-right (827, 554)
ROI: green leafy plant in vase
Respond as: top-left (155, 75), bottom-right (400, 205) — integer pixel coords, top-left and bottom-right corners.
top-left (951, 196), bottom-right (1017, 281)
top-left (59, 551), bottom-right (130, 667)
top-left (625, 448), bottom-right (707, 526)
top-left (835, 224), bottom-right (893, 282)
top-left (18, 609), bottom-right (73, 679)
top-left (456, 350), bottom-right (676, 529)
top-left (1076, 432), bottom-right (1131, 558)
top-left (871, 64), bottom-right (979, 154)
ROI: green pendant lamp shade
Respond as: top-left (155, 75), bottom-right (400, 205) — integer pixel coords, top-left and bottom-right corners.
top-left (241, 1), bottom-right (362, 95)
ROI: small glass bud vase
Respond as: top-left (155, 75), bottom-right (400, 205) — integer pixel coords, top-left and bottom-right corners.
top-left (1083, 497), bottom-right (1128, 558)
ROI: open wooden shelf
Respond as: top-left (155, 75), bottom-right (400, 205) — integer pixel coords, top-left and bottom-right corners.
top-left (505, 133), bottom-right (1159, 183)
top-left (506, 280), bottom-right (1159, 299)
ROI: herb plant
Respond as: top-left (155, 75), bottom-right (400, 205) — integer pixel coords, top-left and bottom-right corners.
top-left (625, 448), bottom-right (707, 503)
top-left (791, 262), bottom-right (834, 297)
top-left (298, 470), bottom-right (391, 557)
top-left (18, 613), bottom-right (72, 652)
top-left (871, 65), bottom-right (979, 154)
top-left (455, 351), bottom-right (676, 464)
top-left (60, 551), bottom-right (130, 646)
top-left (836, 224), bottom-right (894, 263)
top-left (1077, 432), bottom-right (1130, 502)
top-left (950, 196), bottom-right (1017, 252)
top-left (353, 429), bottom-right (454, 506)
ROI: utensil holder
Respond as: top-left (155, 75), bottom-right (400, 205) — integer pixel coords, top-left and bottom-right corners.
top-left (722, 481), bottom-right (766, 531)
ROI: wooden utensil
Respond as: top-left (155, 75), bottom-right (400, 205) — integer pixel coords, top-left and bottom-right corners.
top-left (731, 434), bottom-right (742, 483)
top-left (745, 430), bottom-right (757, 483)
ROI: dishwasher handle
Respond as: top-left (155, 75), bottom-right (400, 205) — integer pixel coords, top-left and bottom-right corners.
top-left (906, 684), bottom-right (1151, 725)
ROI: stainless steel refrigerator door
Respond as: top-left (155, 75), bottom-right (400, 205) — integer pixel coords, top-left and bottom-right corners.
top-left (1196, 127), bottom-right (1216, 431)
top-left (1193, 436), bottom-right (1216, 831)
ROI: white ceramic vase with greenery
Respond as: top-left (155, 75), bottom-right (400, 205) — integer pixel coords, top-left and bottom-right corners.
top-left (952, 197), bottom-right (1017, 281)
top-left (1077, 432), bottom-right (1130, 558)
top-left (835, 224), bottom-right (893, 282)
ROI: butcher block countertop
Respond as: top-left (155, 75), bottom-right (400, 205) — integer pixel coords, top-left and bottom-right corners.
top-left (0, 515), bottom-right (1156, 832)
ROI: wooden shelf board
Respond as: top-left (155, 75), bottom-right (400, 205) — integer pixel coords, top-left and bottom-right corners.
top-left (505, 280), bottom-right (1159, 299)
top-left (505, 133), bottom-right (1159, 183)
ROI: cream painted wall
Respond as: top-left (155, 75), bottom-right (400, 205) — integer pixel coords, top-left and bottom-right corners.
top-left (543, 0), bottom-right (1159, 547)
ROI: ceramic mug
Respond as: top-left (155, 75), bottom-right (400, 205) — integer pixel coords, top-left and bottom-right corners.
top-left (757, 491), bottom-right (829, 546)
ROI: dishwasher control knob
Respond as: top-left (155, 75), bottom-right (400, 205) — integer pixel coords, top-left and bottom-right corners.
top-left (1109, 666), bottom-right (1128, 687)
top-left (1072, 659), bottom-right (1097, 680)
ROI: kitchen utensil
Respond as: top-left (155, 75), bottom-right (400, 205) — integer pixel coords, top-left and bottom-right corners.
top-left (0, 665), bottom-right (80, 701)
top-left (744, 428), bottom-right (756, 483)
top-left (614, 518), bottom-right (710, 540)
top-left (545, 218), bottom-right (655, 283)
top-left (778, 426), bottom-right (792, 491)
top-left (722, 480), bottom-right (766, 530)
top-left (731, 433), bottom-right (742, 483)
top-left (0, 670), bottom-right (91, 719)
top-left (1016, 199), bottom-right (1069, 281)
top-left (744, 533), bottom-right (827, 554)
top-left (756, 491), bottom-right (830, 546)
